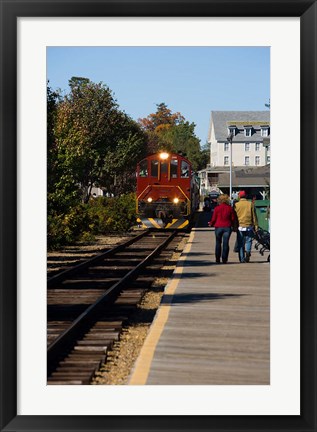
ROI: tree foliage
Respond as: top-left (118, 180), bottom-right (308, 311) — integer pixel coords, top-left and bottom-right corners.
top-left (47, 83), bottom-right (75, 214)
top-left (51, 77), bottom-right (147, 204)
top-left (47, 78), bottom-right (147, 247)
top-left (138, 102), bottom-right (185, 131)
top-left (138, 102), bottom-right (206, 171)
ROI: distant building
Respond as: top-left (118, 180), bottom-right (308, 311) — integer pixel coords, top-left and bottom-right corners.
top-left (199, 110), bottom-right (270, 198)
top-left (209, 111), bottom-right (270, 167)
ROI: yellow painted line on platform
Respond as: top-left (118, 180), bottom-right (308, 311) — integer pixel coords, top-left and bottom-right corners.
top-left (129, 229), bottom-right (195, 385)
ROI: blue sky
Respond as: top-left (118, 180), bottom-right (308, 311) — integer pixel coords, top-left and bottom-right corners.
top-left (47, 46), bottom-right (270, 145)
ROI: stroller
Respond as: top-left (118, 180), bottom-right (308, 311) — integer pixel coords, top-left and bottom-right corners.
top-left (254, 227), bottom-right (270, 262)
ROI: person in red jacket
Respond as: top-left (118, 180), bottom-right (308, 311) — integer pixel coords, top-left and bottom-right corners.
top-left (208, 194), bottom-right (237, 264)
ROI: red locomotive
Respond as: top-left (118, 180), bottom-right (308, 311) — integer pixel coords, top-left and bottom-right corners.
top-left (136, 152), bottom-right (200, 229)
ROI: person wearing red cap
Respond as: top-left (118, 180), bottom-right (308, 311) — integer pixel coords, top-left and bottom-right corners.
top-left (234, 191), bottom-right (258, 263)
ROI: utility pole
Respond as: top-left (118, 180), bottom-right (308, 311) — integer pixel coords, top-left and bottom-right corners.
top-left (227, 132), bottom-right (234, 203)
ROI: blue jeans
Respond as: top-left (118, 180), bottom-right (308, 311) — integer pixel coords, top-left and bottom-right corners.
top-left (215, 227), bottom-right (232, 262)
top-left (237, 229), bottom-right (254, 262)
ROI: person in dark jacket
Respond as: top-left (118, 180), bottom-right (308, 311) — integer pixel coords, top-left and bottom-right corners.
top-left (208, 194), bottom-right (237, 264)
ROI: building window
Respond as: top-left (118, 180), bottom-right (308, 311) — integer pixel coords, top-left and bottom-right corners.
top-left (244, 156), bottom-right (250, 166)
top-left (224, 156), bottom-right (229, 165)
top-left (228, 126), bottom-right (236, 136)
top-left (245, 143), bottom-right (250, 151)
top-left (255, 156), bottom-right (260, 166)
top-left (267, 156), bottom-right (270, 164)
top-left (255, 143), bottom-right (260, 151)
top-left (244, 127), bottom-right (252, 137)
top-left (224, 143), bottom-right (229, 151)
top-left (261, 127), bottom-right (269, 137)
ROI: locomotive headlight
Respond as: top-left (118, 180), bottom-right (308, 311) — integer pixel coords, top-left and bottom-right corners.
top-left (160, 152), bottom-right (169, 160)
top-left (147, 197), bottom-right (153, 202)
top-left (173, 198), bottom-right (179, 204)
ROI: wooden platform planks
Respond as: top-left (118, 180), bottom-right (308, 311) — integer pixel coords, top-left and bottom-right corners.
top-left (129, 211), bottom-right (270, 385)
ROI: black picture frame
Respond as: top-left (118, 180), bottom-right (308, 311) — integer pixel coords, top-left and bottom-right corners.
top-left (1, 1), bottom-right (316, 431)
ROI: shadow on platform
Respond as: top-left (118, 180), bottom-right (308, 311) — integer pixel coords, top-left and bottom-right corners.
top-left (161, 292), bottom-right (246, 305)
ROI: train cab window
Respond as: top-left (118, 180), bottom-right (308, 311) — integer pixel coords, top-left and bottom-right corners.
top-left (139, 160), bottom-right (148, 177)
top-left (161, 161), bottom-right (168, 174)
top-left (181, 160), bottom-right (189, 178)
top-left (151, 160), bottom-right (159, 177)
top-left (171, 159), bottom-right (178, 178)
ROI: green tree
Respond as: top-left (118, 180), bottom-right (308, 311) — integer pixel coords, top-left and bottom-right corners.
top-left (138, 102), bottom-right (185, 153)
top-left (99, 116), bottom-right (147, 194)
top-left (157, 121), bottom-right (202, 169)
top-left (138, 102), bottom-right (184, 131)
top-left (47, 83), bottom-right (75, 214)
top-left (199, 141), bottom-right (211, 170)
top-left (139, 103), bottom-right (206, 170)
top-left (54, 77), bottom-right (146, 203)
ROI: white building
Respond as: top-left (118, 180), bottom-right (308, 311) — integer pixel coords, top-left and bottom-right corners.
top-left (209, 111), bottom-right (270, 167)
top-left (199, 111), bottom-right (270, 198)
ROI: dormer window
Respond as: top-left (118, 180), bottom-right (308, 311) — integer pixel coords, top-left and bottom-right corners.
top-left (227, 126), bottom-right (236, 137)
top-left (244, 126), bottom-right (252, 137)
top-left (261, 126), bottom-right (269, 137)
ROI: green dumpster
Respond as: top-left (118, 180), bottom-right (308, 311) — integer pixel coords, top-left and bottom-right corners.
top-left (254, 200), bottom-right (270, 232)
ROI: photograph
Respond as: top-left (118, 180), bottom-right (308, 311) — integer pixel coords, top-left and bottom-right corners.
top-left (1, 0), bottom-right (316, 431)
top-left (46, 46), bottom-right (271, 386)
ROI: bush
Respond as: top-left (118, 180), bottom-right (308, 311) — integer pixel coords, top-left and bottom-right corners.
top-left (86, 193), bottom-right (137, 233)
top-left (47, 193), bottom-right (137, 249)
top-left (47, 204), bottom-right (91, 249)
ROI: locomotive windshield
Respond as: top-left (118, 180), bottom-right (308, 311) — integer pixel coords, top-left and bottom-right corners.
top-left (139, 159), bottom-right (148, 177)
top-left (151, 160), bottom-right (159, 177)
top-left (171, 159), bottom-right (178, 178)
top-left (145, 156), bottom-right (190, 179)
top-left (181, 160), bottom-right (189, 178)
top-left (161, 161), bottom-right (168, 174)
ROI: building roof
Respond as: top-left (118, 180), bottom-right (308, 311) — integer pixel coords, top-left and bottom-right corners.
top-left (215, 164), bottom-right (270, 188)
top-left (210, 111), bottom-right (270, 143)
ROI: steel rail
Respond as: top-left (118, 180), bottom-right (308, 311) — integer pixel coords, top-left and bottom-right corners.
top-left (47, 230), bottom-right (177, 374)
top-left (47, 230), bottom-right (149, 288)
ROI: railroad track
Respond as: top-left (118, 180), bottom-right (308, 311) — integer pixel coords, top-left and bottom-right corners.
top-left (47, 234), bottom-right (134, 278)
top-left (47, 230), bottom-right (185, 384)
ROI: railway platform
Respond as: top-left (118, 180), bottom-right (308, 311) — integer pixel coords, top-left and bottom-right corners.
top-left (129, 210), bottom-right (270, 385)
